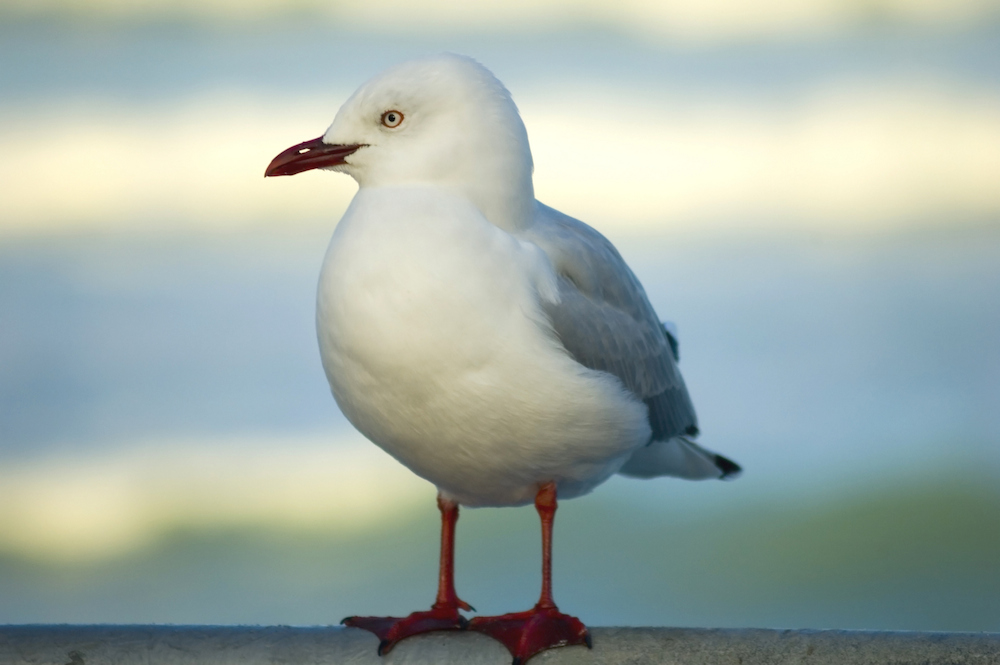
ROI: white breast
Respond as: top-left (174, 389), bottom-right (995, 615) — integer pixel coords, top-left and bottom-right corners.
top-left (316, 186), bottom-right (650, 506)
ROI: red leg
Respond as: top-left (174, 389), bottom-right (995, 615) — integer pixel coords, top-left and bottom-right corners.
top-left (342, 494), bottom-right (473, 655)
top-left (469, 482), bottom-right (591, 665)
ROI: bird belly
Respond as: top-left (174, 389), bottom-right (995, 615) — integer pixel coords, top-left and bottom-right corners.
top-left (315, 188), bottom-right (650, 506)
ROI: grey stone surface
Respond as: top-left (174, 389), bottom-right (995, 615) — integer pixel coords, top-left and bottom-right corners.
top-left (1, 625), bottom-right (999, 665)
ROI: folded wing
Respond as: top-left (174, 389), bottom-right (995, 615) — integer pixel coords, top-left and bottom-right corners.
top-left (522, 203), bottom-right (739, 480)
top-left (523, 203), bottom-right (698, 443)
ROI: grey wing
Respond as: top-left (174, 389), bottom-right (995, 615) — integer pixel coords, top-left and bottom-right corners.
top-left (522, 203), bottom-right (699, 443)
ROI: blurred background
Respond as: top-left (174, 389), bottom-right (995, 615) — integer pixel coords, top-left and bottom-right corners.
top-left (1, 0), bottom-right (999, 631)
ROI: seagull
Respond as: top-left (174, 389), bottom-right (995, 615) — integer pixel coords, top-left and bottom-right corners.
top-left (265, 54), bottom-right (740, 665)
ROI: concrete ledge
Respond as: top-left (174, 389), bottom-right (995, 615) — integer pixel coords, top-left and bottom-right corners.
top-left (2, 625), bottom-right (999, 665)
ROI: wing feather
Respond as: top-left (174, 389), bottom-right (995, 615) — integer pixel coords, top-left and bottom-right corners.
top-left (521, 203), bottom-right (699, 442)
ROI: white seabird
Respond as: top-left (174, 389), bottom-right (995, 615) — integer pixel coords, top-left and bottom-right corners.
top-left (265, 53), bottom-right (740, 665)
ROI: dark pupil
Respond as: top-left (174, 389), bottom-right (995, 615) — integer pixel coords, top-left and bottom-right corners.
top-left (387, 113), bottom-right (396, 123)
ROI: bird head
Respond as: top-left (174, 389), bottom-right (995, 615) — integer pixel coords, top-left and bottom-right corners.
top-left (266, 54), bottom-right (535, 231)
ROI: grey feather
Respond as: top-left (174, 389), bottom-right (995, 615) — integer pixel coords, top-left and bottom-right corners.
top-left (522, 203), bottom-right (699, 443)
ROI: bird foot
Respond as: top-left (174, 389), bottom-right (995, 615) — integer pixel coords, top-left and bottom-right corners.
top-left (468, 604), bottom-right (592, 665)
top-left (342, 602), bottom-right (471, 656)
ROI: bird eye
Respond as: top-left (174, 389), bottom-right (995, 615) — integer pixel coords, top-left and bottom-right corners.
top-left (381, 110), bottom-right (404, 128)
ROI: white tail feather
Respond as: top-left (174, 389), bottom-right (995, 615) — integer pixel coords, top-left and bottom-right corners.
top-left (618, 436), bottom-right (739, 480)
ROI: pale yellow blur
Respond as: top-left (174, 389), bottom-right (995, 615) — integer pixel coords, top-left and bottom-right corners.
top-left (4, 0), bottom-right (999, 41)
top-left (2, 84), bottom-right (999, 237)
top-left (0, 94), bottom-right (359, 236)
top-left (527, 85), bottom-right (1000, 231)
top-left (0, 435), bottom-right (433, 562)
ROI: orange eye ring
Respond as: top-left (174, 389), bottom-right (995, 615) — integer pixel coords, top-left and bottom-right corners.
top-left (381, 110), bottom-right (404, 128)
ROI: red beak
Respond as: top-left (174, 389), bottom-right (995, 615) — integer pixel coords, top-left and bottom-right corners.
top-left (264, 137), bottom-right (365, 177)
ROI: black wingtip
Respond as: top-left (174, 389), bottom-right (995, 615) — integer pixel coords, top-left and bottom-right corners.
top-left (714, 454), bottom-right (742, 480)
top-left (664, 327), bottom-right (680, 362)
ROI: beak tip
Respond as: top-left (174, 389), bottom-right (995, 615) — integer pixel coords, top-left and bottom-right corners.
top-left (263, 158), bottom-right (286, 178)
